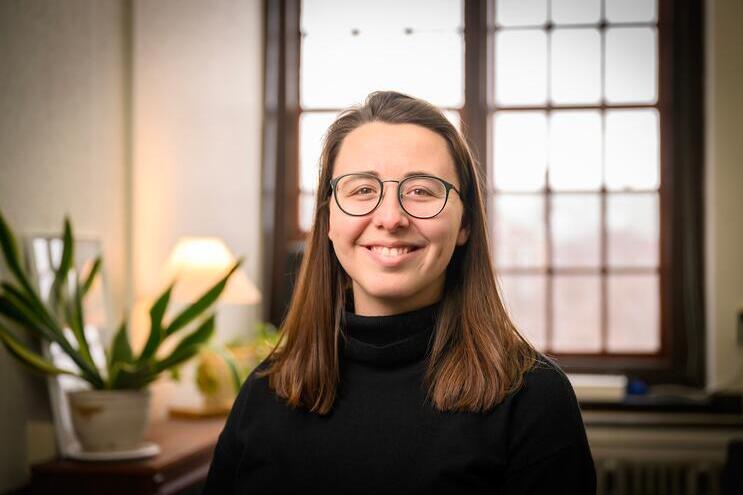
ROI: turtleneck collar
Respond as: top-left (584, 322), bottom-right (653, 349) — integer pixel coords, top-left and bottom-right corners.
top-left (341, 302), bottom-right (440, 367)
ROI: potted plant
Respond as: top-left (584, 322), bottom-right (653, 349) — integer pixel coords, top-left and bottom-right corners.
top-left (195, 322), bottom-right (279, 412)
top-left (0, 212), bottom-right (240, 452)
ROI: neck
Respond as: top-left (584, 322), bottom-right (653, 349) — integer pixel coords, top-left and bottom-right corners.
top-left (351, 279), bottom-right (444, 316)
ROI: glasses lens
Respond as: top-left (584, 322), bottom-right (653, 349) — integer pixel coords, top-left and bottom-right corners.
top-left (335, 174), bottom-right (381, 215)
top-left (400, 177), bottom-right (447, 218)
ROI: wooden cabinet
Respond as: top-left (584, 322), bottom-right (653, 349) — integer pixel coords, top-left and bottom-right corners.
top-left (30, 417), bottom-right (224, 495)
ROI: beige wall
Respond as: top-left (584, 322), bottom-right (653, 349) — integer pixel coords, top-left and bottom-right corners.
top-left (0, 0), bottom-right (129, 490)
top-left (706, 0), bottom-right (743, 392)
top-left (131, 0), bottom-right (264, 416)
top-left (132, 0), bottom-right (264, 333)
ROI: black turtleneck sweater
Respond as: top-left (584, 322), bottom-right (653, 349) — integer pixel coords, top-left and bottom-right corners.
top-left (204, 304), bottom-right (596, 494)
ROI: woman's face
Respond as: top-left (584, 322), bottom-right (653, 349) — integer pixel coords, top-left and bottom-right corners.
top-left (328, 122), bottom-right (469, 316)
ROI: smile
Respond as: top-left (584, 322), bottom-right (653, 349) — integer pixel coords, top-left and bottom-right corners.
top-left (362, 244), bottom-right (423, 266)
top-left (368, 246), bottom-right (418, 257)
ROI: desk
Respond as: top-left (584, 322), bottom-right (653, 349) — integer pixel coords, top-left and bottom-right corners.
top-left (30, 417), bottom-right (225, 495)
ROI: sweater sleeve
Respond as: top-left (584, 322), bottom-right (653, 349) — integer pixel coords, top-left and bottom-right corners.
top-left (501, 357), bottom-right (597, 494)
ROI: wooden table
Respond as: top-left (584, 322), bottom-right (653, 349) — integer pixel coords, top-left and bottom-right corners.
top-left (30, 417), bottom-right (225, 495)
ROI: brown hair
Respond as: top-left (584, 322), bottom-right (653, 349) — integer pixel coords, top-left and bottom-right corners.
top-left (259, 91), bottom-right (538, 414)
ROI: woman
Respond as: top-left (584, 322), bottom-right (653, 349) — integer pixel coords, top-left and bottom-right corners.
top-left (205, 91), bottom-right (596, 494)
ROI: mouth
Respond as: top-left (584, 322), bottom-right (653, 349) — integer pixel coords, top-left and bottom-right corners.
top-left (363, 244), bottom-right (423, 259)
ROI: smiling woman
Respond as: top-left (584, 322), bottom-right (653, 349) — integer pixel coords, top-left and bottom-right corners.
top-left (204, 92), bottom-right (596, 494)
top-left (328, 122), bottom-right (469, 316)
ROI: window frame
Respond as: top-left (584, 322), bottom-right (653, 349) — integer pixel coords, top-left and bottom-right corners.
top-left (262, 0), bottom-right (705, 386)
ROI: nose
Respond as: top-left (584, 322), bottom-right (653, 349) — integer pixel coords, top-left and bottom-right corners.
top-left (372, 181), bottom-right (409, 231)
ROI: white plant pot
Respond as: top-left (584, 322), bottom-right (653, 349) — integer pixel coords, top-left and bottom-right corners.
top-left (68, 389), bottom-right (151, 452)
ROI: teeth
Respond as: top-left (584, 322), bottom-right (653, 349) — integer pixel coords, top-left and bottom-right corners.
top-left (371, 246), bottom-right (411, 257)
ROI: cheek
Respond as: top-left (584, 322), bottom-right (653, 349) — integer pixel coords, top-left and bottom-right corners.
top-left (328, 205), bottom-right (367, 246)
top-left (424, 213), bottom-right (464, 254)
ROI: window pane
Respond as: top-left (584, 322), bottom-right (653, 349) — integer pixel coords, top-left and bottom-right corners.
top-left (549, 110), bottom-right (602, 191)
top-left (605, 109), bottom-right (659, 190)
top-left (443, 110), bottom-right (461, 131)
top-left (300, 112), bottom-right (336, 192)
top-left (551, 194), bottom-right (601, 268)
top-left (552, 275), bottom-right (602, 352)
top-left (299, 191), bottom-right (316, 232)
top-left (551, 28), bottom-right (601, 104)
top-left (302, 31), bottom-right (463, 108)
top-left (493, 194), bottom-right (546, 268)
top-left (607, 193), bottom-right (659, 267)
top-left (496, 0), bottom-right (547, 26)
top-left (551, 0), bottom-right (601, 25)
top-left (493, 111), bottom-right (547, 191)
top-left (495, 30), bottom-right (547, 105)
top-left (608, 274), bottom-right (660, 353)
top-left (605, 27), bottom-right (657, 104)
top-left (605, 0), bottom-right (657, 23)
top-left (302, 0), bottom-right (463, 34)
top-left (499, 274), bottom-right (547, 349)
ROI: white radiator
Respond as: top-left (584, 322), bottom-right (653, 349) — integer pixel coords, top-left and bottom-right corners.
top-left (595, 458), bottom-right (723, 495)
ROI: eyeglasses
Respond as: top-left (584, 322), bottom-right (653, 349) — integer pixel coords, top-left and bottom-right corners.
top-left (329, 173), bottom-right (461, 219)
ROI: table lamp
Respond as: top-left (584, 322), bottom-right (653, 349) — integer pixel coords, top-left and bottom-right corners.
top-left (162, 237), bottom-right (261, 306)
top-left (161, 237), bottom-right (261, 417)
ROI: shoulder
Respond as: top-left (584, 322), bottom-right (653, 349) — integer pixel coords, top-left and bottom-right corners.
top-left (516, 353), bottom-right (579, 410)
top-left (503, 353), bottom-right (590, 464)
top-left (236, 358), bottom-right (275, 406)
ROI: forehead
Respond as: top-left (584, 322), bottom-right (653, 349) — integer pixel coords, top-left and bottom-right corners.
top-left (334, 122), bottom-right (457, 182)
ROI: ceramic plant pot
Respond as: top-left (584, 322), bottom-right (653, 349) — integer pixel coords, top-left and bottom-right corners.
top-left (67, 389), bottom-right (151, 452)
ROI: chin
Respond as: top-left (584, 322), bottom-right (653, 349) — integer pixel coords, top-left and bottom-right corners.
top-left (357, 280), bottom-right (430, 303)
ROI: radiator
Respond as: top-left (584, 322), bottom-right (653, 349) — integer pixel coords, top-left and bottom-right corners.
top-left (595, 458), bottom-right (723, 495)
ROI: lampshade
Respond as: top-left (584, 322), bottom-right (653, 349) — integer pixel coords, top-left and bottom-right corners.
top-left (162, 237), bottom-right (261, 305)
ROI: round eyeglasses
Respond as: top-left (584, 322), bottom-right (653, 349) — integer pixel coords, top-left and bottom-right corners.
top-left (329, 173), bottom-right (461, 219)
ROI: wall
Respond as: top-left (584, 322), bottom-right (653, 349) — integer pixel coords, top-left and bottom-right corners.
top-left (131, 0), bottom-right (264, 415)
top-left (0, 0), bottom-right (129, 490)
top-left (706, 0), bottom-right (743, 392)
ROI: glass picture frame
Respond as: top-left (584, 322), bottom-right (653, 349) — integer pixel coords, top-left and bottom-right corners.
top-left (24, 235), bottom-right (111, 458)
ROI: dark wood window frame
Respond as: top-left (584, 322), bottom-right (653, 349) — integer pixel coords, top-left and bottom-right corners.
top-left (261, 0), bottom-right (705, 386)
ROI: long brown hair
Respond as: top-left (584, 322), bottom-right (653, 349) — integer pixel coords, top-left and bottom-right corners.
top-left (259, 91), bottom-right (538, 414)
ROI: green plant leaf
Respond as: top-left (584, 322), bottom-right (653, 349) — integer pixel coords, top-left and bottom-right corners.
top-left (0, 293), bottom-right (39, 328)
top-left (165, 259), bottom-right (242, 337)
top-left (0, 286), bottom-right (103, 387)
top-left (1, 285), bottom-right (65, 345)
top-left (0, 212), bottom-right (37, 298)
top-left (1, 280), bottom-right (64, 338)
top-left (110, 319), bottom-right (133, 364)
top-left (156, 314), bottom-right (215, 373)
top-left (106, 319), bottom-right (133, 388)
top-left (50, 219), bottom-right (75, 306)
top-left (0, 322), bottom-right (78, 377)
top-left (81, 256), bottom-right (102, 296)
top-left (108, 361), bottom-right (157, 390)
top-left (138, 282), bottom-right (174, 362)
top-left (208, 343), bottom-right (243, 394)
top-left (63, 277), bottom-right (95, 368)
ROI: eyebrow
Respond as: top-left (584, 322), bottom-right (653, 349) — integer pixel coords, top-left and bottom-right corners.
top-left (356, 170), bottom-right (433, 178)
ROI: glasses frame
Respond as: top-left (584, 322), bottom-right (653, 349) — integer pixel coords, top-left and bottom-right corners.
top-left (329, 173), bottom-right (461, 219)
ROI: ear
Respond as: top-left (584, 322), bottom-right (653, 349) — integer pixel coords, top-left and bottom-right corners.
top-left (456, 225), bottom-right (469, 246)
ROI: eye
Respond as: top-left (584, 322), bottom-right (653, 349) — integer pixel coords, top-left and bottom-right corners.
top-left (411, 187), bottom-right (432, 196)
top-left (403, 186), bottom-right (435, 197)
top-left (351, 186), bottom-right (377, 196)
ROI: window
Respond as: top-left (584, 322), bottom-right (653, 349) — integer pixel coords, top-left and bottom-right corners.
top-left (298, 0), bottom-right (465, 232)
top-left (491, 1), bottom-right (661, 357)
top-left (262, 0), bottom-right (705, 385)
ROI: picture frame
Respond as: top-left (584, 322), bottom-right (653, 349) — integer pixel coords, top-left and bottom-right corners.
top-left (24, 236), bottom-right (112, 458)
